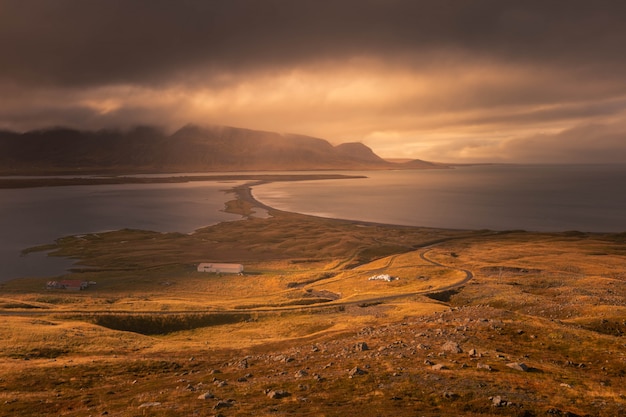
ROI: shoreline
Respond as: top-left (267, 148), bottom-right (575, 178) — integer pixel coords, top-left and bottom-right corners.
top-left (0, 173), bottom-right (366, 189)
top-left (230, 180), bottom-right (473, 232)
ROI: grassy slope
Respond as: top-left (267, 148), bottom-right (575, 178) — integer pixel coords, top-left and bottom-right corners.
top-left (0, 192), bottom-right (625, 416)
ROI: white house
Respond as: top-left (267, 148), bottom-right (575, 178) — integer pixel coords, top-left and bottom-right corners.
top-left (197, 263), bottom-right (244, 274)
top-left (368, 274), bottom-right (396, 282)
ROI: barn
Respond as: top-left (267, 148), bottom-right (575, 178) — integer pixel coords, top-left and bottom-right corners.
top-left (197, 263), bottom-right (244, 274)
top-left (47, 280), bottom-right (89, 290)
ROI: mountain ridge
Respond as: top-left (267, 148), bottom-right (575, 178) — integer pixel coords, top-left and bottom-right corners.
top-left (0, 124), bottom-right (447, 174)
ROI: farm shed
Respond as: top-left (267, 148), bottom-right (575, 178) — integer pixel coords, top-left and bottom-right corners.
top-left (197, 263), bottom-right (244, 274)
top-left (47, 280), bottom-right (89, 290)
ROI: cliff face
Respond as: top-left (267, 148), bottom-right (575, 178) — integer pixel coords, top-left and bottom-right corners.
top-left (0, 124), bottom-right (441, 174)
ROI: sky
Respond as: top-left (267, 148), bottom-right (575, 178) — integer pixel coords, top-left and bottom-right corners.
top-left (1, 0), bottom-right (626, 163)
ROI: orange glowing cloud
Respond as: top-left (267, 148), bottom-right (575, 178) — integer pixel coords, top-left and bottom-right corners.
top-left (2, 1), bottom-right (626, 163)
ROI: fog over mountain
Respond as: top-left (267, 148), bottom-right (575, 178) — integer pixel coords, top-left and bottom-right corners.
top-left (0, 125), bottom-right (442, 174)
top-left (2, 1), bottom-right (626, 163)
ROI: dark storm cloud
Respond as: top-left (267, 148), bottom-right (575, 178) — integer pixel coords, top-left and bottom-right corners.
top-left (500, 122), bottom-right (626, 164)
top-left (2, 0), bottom-right (626, 162)
top-left (1, 0), bottom-right (626, 88)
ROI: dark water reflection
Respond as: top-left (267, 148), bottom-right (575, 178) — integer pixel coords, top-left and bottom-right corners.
top-left (254, 165), bottom-right (626, 233)
top-left (0, 181), bottom-right (244, 281)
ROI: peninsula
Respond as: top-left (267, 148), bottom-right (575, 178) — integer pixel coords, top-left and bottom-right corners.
top-left (1, 178), bottom-right (625, 416)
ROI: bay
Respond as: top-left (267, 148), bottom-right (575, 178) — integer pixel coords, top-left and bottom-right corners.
top-left (253, 165), bottom-right (626, 233)
top-left (0, 181), bottom-right (245, 282)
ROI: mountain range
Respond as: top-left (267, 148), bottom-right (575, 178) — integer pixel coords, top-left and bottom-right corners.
top-left (0, 125), bottom-right (445, 174)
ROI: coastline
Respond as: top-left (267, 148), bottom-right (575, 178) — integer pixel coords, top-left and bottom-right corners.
top-left (0, 174), bottom-right (374, 283)
top-left (0, 173), bottom-right (366, 189)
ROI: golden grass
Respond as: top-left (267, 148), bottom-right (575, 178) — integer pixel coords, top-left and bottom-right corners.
top-left (1, 202), bottom-right (625, 415)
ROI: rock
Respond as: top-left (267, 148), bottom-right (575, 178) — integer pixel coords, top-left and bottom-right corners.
top-left (506, 362), bottom-right (529, 372)
top-left (267, 389), bottom-right (291, 399)
top-left (138, 402), bottom-right (161, 408)
top-left (468, 348), bottom-right (478, 357)
top-left (355, 342), bottom-right (369, 351)
top-left (273, 354), bottom-right (295, 363)
top-left (491, 396), bottom-right (504, 407)
top-left (349, 367), bottom-right (368, 376)
top-left (213, 400), bottom-right (234, 409)
top-left (490, 396), bottom-right (514, 407)
top-left (197, 392), bottom-right (214, 400)
top-left (295, 369), bottom-right (308, 378)
top-left (477, 363), bottom-right (492, 371)
top-left (431, 364), bottom-right (448, 371)
top-left (441, 341), bottom-right (463, 354)
top-left (442, 391), bottom-right (459, 399)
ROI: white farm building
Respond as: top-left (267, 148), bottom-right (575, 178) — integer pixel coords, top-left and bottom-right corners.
top-left (197, 263), bottom-right (244, 274)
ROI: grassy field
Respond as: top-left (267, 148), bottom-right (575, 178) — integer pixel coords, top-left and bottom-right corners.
top-left (1, 187), bottom-right (625, 416)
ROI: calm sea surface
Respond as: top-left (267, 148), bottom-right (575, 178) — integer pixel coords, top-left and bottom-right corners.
top-left (254, 165), bottom-right (626, 233)
top-left (2, 165), bottom-right (625, 282)
top-left (0, 181), bottom-right (244, 282)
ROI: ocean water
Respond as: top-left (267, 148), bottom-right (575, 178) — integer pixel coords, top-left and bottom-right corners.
top-left (2, 165), bottom-right (625, 282)
top-left (253, 165), bottom-right (626, 233)
top-left (0, 181), bottom-right (245, 282)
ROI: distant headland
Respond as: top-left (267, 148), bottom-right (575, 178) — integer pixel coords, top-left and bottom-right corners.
top-left (0, 124), bottom-right (447, 175)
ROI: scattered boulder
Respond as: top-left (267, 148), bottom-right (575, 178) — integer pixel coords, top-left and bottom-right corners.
top-left (295, 370), bottom-right (308, 378)
top-left (355, 342), bottom-right (369, 351)
top-left (442, 391), bottom-right (459, 400)
top-left (490, 396), bottom-right (516, 407)
top-left (506, 362), bottom-right (529, 372)
top-left (267, 389), bottom-right (291, 399)
top-left (441, 341), bottom-right (463, 354)
top-left (274, 355), bottom-right (295, 363)
top-left (477, 363), bottom-right (492, 371)
top-left (431, 364), bottom-right (448, 371)
top-left (491, 396), bottom-right (504, 407)
top-left (138, 402), bottom-right (161, 408)
top-left (349, 367), bottom-right (368, 377)
top-left (546, 407), bottom-right (582, 416)
top-left (213, 400), bottom-right (234, 410)
top-left (197, 392), bottom-right (214, 400)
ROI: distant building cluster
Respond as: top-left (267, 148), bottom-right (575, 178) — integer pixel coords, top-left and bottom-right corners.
top-left (368, 274), bottom-right (397, 282)
top-left (46, 280), bottom-right (96, 291)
